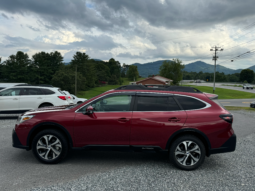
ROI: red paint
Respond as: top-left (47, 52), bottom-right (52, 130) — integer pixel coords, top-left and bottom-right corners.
top-left (14, 89), bottom-right (235, 152)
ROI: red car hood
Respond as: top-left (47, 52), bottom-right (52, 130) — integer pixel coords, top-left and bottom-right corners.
top-left (24, 105), bottom-right (70, 115)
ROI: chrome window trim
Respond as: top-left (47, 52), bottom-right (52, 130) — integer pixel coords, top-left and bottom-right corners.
top-left (75, 91), bottom-right (136, 113)
top-left (174, 94), bottom-right (211, 110)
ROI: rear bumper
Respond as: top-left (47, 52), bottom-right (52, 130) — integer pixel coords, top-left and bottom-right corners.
top-left (12, 129), bottom-right (29, 149)
top-left (210, 134), bottom-right (236, 155)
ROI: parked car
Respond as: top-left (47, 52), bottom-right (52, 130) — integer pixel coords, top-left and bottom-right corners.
top-left (12, 85), bottom-right (236, 170)
top-left (243, 84), bottom-right (253, 89)
top-left (0, 83), bottom-right (28, 91)
top-left (0, 85), bottom-right (71, 114)
top-left (71, 94), bottom-right (87, 104)
top-left (62, 91), bottom-right (74, 105)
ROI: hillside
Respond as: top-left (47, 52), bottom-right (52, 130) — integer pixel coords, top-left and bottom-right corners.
top-left (132, 60), bottom-right (255, 77)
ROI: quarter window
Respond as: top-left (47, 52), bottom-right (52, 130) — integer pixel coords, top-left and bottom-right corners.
top-left (175, 96), bottom-right (206, 110)
top-left (41, 88), bottom-right (55, 95)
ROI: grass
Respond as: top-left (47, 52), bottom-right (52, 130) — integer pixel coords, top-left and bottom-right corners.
top-left (184, 86), bottom-right (255, 99)
top-left (225, 106), bottom-right (255, 111)
top-left (222, 84), bottom-right (243, 87)
top-left (77, 78), bottom-right (145, 99)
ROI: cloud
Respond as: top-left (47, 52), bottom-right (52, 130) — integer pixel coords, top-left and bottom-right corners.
top-left (1, 13), bottom-right (8, 19)
top-left (27, 25), bottom-right (40, 32)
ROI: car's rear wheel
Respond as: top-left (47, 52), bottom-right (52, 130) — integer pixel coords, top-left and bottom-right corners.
top-left (39, 103), bottom-right (53, 108)
top-left (32, 129), bottom-right (68, 164)
top-left (169, 135), bottom-right (205, 171)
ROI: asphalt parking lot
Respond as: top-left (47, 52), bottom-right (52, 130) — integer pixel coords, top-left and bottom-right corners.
top-left (1, 110), bottom-right (255, 191)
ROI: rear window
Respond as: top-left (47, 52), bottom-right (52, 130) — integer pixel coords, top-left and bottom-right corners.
top-left (41, 88), bottom-right (55, 95)
top-left (58, 89), bottom-right (65, 95)
top-left (175, 96), bottom-right (206, 110)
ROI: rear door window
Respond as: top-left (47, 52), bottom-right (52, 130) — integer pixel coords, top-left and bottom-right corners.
top-left (135, 95), bottom-right (181, 111)
top-left (21, 88), bottom-right (43, 95)
top-left (175, 96), bottom-right (206, 110)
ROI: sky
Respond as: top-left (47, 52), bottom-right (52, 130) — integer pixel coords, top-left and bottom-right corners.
top-left (1, 0), bottom-right (255, 69)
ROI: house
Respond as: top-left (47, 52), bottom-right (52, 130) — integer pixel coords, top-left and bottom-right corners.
top-left (134, 75), bottom-right (172, 86)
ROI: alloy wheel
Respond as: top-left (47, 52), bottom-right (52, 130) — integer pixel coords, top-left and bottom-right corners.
top-left (36, 135), bottom-right (62, 160)
top-left (175, 141), bottom-right (201, 166)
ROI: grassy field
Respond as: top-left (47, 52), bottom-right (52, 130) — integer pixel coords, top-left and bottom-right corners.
top-left (225, 106), bottom-right (255, 111)
top-left (77, 78), bottom-right (144, 99)
top-left (185, 86), bottom-right (255, 99)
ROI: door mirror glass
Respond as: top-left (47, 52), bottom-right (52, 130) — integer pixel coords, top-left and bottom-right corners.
top-left (85, 105), bottom-right (94, 115)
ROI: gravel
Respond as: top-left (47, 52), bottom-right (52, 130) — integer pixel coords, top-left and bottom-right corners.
top-left (1, 110), bottom-right (255, 191)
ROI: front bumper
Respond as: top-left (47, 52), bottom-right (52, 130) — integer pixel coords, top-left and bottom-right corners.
top-left (12, 129), bottom-right (29, 149)
top-left (210, 134), bottom-right (236, 155)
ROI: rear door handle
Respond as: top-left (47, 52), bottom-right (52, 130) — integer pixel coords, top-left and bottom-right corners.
top-left (168, 117), bottom-right (180, 122)
top-left (13, 98), bottom-right (18, 100)
top-left (118, 118), bottom-right (129, 123)
top-left (37, 97), bottom-right (42, 99)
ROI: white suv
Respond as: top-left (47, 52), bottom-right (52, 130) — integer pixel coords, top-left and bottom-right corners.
top-left (0, 85), bottom-right (71, 114)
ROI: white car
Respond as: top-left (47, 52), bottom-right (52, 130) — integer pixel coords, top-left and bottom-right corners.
top-left (243, 84), bottom-right (253, 90)
top-left (71, 94), bottom-right (87, 104)
top-left (62, 91), bottom-right (74, 104)
top-left (0, 85), bottom-right (71, 114)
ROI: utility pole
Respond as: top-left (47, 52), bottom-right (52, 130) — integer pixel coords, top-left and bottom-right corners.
top-left (210, 46), bottom-right (223, 93)
top-left (75, 65), bottom-right (77, 96)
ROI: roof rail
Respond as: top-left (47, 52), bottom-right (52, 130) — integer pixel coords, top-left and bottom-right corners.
top-left (15, 84), bottom-right (54, 87)
top-left (115, 85), bottom-right (202, 93)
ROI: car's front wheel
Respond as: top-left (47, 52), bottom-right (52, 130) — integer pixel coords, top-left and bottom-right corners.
top-left (32, 129), bottom-right (69, 164)
top-left (169, 135), bottom-right (205, 170)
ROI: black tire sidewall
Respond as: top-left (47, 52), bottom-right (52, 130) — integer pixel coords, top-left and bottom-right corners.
top-left (169, 135), bottom-right (205, 171)
top-left (32, 130), bottom-right (68, 164)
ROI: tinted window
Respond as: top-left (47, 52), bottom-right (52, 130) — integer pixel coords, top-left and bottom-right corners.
top-left (175, 96), bottom-right (206, 110)
top-left (22, 88), bottom-right (43, 95)
top-left (79, 95), bottom-right (132, 112)
top-left (0, 88), bottom-right (22, 96)
top-left (136, 96), bottom-right (180, 111)
top-left (41, 88), bottom-right (55, 95)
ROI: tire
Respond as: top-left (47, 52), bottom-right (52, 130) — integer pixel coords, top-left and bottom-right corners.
top-left (39, 103), bottom-right (53, 108)
top-left (32, 129), bottom-right (69, 164)
top-left (243, 87), bottom-right (244, 89)
top-left (169, 135), bottom-right (205, 171)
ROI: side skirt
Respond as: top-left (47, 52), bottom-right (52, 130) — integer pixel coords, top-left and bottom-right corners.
top-left (72, 145), bottom-right (168, 153)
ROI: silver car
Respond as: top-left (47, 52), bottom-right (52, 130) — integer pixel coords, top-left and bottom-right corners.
top-left (243, 84), bottom-right (253, 90)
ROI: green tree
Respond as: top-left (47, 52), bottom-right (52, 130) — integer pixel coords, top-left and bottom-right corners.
top-left (126, 65), bottom-right (139, 81)
top-left (240, 69), bottom-right (254, 83)
top-left (51, 65), bottom-right (86, 94)
top-left (159, 59), bottom-right (184, 85)
top-left (31, 51), bottom-right (64, 84)
top-left (2, 51), bottom-right (31, 83)
top-left (108, 75), bottom-right (118, 85)
top-left (70, 52), bottom-right (97, 89)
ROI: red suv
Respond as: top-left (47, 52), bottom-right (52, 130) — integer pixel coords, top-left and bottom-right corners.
top-left (12, 85), bottom-right (236, 170)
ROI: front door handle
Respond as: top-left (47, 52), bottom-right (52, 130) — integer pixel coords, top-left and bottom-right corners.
top-left (118, 118), bottom-right (129, 123)
top-left (37, 97), bottom-right (42, 99)
top-left (13, 98), bottom-right (18, 100)
top-left (168, 117), bottom-right (180, 122)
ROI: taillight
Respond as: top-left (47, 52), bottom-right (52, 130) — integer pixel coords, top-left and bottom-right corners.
top-left (58, 96), bottom-right (67, 100)
top-left (220, 114), bottom-right (233, 124)
top-left (68, 96), bottom-right (71, 99)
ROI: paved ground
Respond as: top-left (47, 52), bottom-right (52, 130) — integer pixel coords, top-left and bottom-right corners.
top-left (218, 99), bottom-right (254, 107)
top-left (190, 82), bottom-right (255, 94)
top-left (1, 110), bottom-right (255, 190)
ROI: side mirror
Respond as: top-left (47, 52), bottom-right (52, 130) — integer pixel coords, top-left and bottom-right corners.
top-left (85, 105), bottom-right (94, 115)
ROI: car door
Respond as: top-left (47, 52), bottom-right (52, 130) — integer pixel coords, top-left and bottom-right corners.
top-left (0, 88), bottom-right (22, 112)
top-left (19, 88), bottom-right (45, 110)
top-left (73, 92), bottom-right (135, 147)
top-left (130, 93), bottom-right (187, 149)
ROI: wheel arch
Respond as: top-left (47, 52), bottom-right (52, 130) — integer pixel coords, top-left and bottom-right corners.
top-left (165, 128), bottom-right (211, 157)
top-left (38, 102), bottom-right (54, 108)
top-left (27, 122), bottom-right (73, 150)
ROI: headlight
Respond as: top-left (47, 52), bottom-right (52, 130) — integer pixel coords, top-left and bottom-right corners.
top-left (17, 115), bottom-right (34, 124)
